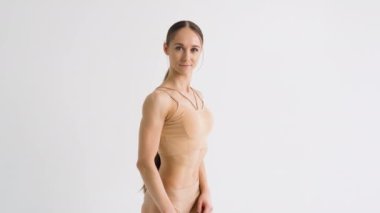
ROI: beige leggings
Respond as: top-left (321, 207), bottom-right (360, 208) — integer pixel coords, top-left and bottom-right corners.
top-left (142, 181), bottom-right (200, 213)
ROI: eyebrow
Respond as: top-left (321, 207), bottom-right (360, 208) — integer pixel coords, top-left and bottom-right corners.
top-left (173, 43), bottom-right (201, 48)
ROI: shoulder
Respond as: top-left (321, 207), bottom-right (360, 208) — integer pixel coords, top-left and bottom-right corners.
top-left (142, 88), bottom-right (175, 116)
top-left (192, 87), bottom-right (204, 99)
top-left (143, 89), bottom-right (172, 108)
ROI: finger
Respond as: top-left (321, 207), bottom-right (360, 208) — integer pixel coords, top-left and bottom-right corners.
top-left (205, 205), bottom-right (213, 213)
top-left (197, 200), bottom-right (203, 213)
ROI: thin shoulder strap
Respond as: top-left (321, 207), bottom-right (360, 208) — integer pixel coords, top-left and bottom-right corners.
top-left (155, 87), bottom-right (180, 120)
top-left (156, 86), bottom-right (179, 106)
top-left (192, 89), bottom-right (205, 109)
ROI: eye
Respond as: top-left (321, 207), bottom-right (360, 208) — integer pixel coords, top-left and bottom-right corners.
top-left (175, 46), bottom-right (183, 51)
top-left (191, 48), bottom-right (199, 53)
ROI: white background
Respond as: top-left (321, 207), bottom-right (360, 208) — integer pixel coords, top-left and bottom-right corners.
top-left (1, 0), bottom-right (379, 212)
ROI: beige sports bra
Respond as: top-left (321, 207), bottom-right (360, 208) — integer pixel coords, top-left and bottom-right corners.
top-left (156, 86), bottom-right (213, 156)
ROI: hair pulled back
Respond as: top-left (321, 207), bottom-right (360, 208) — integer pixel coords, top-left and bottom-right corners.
top-left (163, 20), bottom-right (204, 80)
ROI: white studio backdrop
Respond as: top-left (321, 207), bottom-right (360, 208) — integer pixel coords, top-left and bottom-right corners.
top-left (1, 0), bottom-right (379, 212)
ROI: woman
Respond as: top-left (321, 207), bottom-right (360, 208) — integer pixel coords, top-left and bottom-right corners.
top-left (136, 20), bottom-right (214, 213)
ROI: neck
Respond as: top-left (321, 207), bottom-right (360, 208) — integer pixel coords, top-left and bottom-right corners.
top-left (163, 70), bottom-right (193, 92)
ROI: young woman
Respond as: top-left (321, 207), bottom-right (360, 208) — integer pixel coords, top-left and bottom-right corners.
top-left (137, 20), bottom-right (214, 213)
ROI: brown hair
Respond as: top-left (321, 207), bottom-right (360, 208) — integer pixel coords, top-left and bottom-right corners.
top-left (163, 20), bottom-right (204, 81)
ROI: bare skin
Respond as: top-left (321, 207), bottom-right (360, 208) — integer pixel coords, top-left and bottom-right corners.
top-left (137, 27), bottom-right (213, 213)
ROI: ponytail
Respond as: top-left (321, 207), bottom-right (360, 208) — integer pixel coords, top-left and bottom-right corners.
top-left (163, 69), bottom-right (169, 81)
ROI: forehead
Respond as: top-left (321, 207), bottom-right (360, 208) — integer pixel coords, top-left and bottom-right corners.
top-left (171, 28), bottom-right (202, 46)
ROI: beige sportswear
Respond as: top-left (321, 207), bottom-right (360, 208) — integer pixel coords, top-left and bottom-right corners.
top-left (141, 86), bottom-right (213, 213)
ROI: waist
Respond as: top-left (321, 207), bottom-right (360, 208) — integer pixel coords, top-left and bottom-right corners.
top-left (158, 149), bottom-right (206, 188)
top-left (160, 169), bottom-right (200, 189)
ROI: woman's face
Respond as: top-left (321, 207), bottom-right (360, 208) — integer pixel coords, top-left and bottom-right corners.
top-left (164, 27), bottom-right (202, 76)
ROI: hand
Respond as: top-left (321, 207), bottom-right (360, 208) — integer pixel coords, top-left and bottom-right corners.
top-left (196, 191), bottom-right (213, 213)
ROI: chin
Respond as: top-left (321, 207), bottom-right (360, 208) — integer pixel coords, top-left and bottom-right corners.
top-left (178, 65), bottom-right (193, 71)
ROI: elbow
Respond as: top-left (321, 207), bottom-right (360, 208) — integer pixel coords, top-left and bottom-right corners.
top-left (136, 159), bottom-right (153, 172)
top-left (136, 160), bottom-right (144, 171)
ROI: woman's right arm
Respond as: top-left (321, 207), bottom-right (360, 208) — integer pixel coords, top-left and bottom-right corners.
top-left (136, 91), bottom-right (176, 213)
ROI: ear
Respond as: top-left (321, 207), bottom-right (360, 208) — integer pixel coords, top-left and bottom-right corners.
top-left (163, 42), bottom-right (169, 55)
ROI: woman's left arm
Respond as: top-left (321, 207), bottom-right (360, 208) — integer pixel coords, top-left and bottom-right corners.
top-left (197, 161), bottom-right (213, 213)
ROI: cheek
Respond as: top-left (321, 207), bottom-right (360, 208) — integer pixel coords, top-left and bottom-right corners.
top-left (170, 51), bottom-right (181, 58)
top-left (192, 54), bottom-right (201, 61)
top-left (168, 53), bottom-right (179, 63)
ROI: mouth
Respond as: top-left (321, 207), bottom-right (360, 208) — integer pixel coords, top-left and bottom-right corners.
top-left (179, 64), bottom-right (192, 67)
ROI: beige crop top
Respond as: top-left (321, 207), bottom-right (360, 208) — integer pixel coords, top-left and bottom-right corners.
top-left (156, 86), bottom-right (213, 156)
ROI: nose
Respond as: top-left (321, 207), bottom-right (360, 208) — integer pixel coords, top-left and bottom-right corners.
top-left (182, 49), bottom-right (191, 61)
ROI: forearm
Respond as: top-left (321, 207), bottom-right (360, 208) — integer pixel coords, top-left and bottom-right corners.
top-left (199, 161), bottom-right (211, 194)
top-left (138, 162), bottom-right (174, 212)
